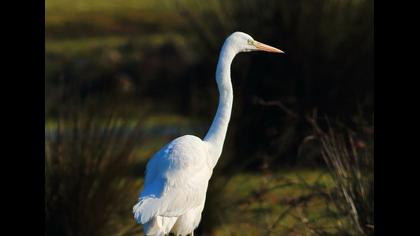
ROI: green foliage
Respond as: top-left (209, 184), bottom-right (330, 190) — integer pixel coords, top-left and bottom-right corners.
top-left (45, 102), bottom-right (144, 236)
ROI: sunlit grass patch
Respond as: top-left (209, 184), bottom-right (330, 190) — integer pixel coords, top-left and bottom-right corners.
top-left (45, 0), bottom-right (190, 39)
top-left (46, 0), bottom-right (174, 14)
top-left (46, 33), bottom-right (189, 56)
top-left (205, 169), bottom-right (342, 235)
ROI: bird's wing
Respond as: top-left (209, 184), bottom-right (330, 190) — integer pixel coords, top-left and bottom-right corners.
top-left (133, 135), bottom-right (211, 224)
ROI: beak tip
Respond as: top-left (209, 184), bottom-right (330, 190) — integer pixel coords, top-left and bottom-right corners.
top-left (255, 42), bottom-right (284, 54)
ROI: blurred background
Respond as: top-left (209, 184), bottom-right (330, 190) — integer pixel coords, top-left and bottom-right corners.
top-left (45, 0), bottom-right (373, 235)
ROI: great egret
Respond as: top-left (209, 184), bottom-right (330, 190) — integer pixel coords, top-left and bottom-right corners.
top-left (133, 32), bottom-right (283, 236)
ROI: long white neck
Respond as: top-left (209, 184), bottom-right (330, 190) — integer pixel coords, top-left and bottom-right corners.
top-left (204, 41), bottom-right (237, 166)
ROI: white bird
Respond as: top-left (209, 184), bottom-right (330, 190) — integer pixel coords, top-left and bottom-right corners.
top-left (133, 32), bottom-right (283, 236)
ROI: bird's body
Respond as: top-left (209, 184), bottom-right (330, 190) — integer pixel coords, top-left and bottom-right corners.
top-left (133, 32), bottom-right (283, 236)
top-left (136, 135), bottom-right (210, 235)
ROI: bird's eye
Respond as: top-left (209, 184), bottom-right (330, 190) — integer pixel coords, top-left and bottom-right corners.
top-left (247, 39), bottom-right (254, 45)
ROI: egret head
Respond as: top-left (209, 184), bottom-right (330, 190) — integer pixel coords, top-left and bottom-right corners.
top-left (226, 32), bottom-right (284, 54)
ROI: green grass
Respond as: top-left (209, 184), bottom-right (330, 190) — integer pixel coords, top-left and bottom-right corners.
top-left (210, 169), bottom-right (339, 235)
top-left (123, 168), bottom-right (341, 236)
top-left (45, 0), bottom-right (202, 39)
top-left (46, 0), bottom-right (217, 14)
top-left (46, 0), bottom-right (175, 14)
top-left (46, 33), bottom-right (191, 57)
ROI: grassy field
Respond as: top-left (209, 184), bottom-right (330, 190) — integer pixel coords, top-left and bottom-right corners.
top-left (121, 166), bottom-right (340, 236)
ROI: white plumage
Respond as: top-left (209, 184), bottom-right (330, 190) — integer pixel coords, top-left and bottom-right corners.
top-left (133, 32), bottom-right (283, 236)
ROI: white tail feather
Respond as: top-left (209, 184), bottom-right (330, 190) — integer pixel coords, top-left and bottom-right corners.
top-left (133, 198), bottom-right (160, 224)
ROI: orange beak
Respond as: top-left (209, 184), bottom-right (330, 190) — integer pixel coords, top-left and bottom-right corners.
top-left (254, 41), bottom-right (284, 53)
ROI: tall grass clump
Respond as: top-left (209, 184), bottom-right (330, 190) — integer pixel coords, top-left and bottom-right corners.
top-left (45, 101), bottom-right (143, 236)
top-left (309, 115), bottom-right (374, 235)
